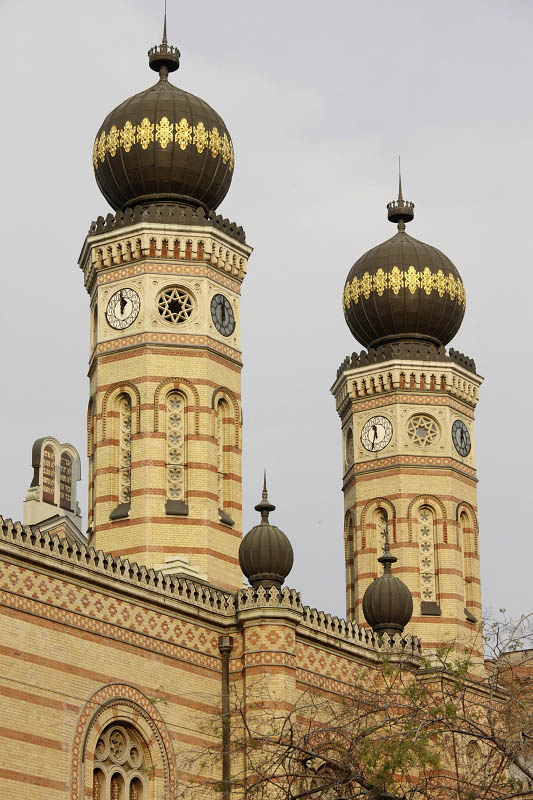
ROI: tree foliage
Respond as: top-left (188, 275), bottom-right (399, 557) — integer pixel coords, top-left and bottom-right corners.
top-left (184, 614), bottom-right (533, 800)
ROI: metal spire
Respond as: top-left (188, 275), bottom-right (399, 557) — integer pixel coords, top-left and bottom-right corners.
top-left (148, 0), bottom-right (180, 77)
top-left (387, 158), bottom-right (414, 230)
top-left (255, 470), bottom-right (276, 522)
top-left (378, 524), bottom-right (397, 575)
top-left (162, 0), bottom-right (168, 46)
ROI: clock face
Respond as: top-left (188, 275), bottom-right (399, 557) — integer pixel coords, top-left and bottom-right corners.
top-left (210, 293), bottom-right (235, 336)
top-left (360, 415), bottom-right (393, 452)
top-left (452, 419), bottom-right (471, 457)
top-left (106, 288), bottom-right (140, 330)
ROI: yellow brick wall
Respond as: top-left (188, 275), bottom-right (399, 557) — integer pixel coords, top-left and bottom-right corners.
top-left (0, 555), bottom-right (229, 799)
top-left (334, 361), bottom-right (483, 654)
top-left (82, 227), bottom-right (251, 591)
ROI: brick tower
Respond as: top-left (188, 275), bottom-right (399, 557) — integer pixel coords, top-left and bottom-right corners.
top-left (331, 180), bottom-right (483, 651)
top-left (79, 22), bottom-right (252, 590)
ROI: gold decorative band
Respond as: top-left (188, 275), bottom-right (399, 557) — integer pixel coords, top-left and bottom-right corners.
top-left (343, 266), bottom-right (466, 310)
top-left (93, 116), bottom-right (234, 171)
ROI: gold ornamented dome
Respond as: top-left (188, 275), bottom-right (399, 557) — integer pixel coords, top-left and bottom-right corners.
top-left (343, 178), bottom-right (466, 350)
top-left (92, 17), bottom-right (234, 212)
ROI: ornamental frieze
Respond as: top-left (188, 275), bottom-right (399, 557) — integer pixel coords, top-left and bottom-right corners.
top-left (93, 116), bottom-right (235, 171)
top-left (342, 266), bottom-right (466, 309)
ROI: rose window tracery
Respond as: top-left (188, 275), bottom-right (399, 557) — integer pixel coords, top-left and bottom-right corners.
top-left (157, 286), bottom-right (194, 324)
top-left (93, 724), bottom-right (147, 799)
top-left (407, 414), bottom-right (440, 448)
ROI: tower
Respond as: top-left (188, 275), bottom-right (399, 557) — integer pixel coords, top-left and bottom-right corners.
top-left (331, 180), bottom-right (483, 651)
top-left (79, 20), bottom-right (252, 590)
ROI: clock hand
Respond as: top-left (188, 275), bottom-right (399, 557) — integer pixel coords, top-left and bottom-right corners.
top-left (371, 425), bottom-right (378, 450)
top-left (119, 291), bottom-right (127, 316)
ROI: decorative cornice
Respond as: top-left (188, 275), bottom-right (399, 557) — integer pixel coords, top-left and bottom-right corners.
top-left (88, 203), bottom-right (247, 244)
top-left (335, 344), bottom-right (476, 383)
top-left (93, 117), bottom-right (234, 172)
top-left (96, 261), bottom-right (241, 294)
top-left (93, 332), bottom-right (242, 363)
top-left (0, 516), bottom-right (421, 658)
top-left (348, 454), bottom-right (477, 480)
top-left (340, 393), bottom-right (476, 421)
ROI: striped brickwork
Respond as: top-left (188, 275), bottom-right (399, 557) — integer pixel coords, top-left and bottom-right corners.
top-left (80, 221), bottom-right (252, 590)
top-left (0, 519), bottom-right (422, 799)
top-left (332, 357), bottom-right (484, 654)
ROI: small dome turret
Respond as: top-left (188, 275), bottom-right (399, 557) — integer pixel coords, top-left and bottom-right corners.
top-left (362, 530), bottom-right (413, 637)
top-left (92, 15), bottom-right (234, 213)
top-left (343, 174), bottom-right (465, 351)
top-left (239, 476), bottom-right (293, 590)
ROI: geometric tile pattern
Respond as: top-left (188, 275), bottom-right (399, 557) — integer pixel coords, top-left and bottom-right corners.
top-left (0, 561), bottom-right (220, 669)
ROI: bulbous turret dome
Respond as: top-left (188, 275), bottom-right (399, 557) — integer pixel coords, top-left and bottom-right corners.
top-left (343, 178), bottom-right (465, 349)
top-left (239, 476), bottom-right (294, 590)
top-left (363, 533), bottom-right (413, 637)
top-left (92, 18), bottom-right (234, 212)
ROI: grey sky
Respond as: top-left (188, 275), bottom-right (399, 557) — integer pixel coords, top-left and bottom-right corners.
top-left (0, 0), bottom-right (531, 621)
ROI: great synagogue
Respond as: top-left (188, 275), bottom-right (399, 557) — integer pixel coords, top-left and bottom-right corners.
top-left (0, 17), bottom-right (517, 800)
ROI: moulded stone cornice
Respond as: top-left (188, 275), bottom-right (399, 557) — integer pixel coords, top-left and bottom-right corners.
top-left (79, 222), bottom-right (252, 293)
top-left (333, 358), bottom-right (483, 415)
top-left (0, 517), bottom-right (422, 664)
top-left (0, 515), bottom-right (237, 628)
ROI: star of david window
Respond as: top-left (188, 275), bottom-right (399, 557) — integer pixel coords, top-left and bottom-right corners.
top-left (407, 414), bottom-right (440, 448)
top-left (157, 286), bottom-right (194, 324)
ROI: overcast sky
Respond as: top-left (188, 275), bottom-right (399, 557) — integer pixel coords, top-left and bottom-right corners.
top-left (0, 0), bottom-right (531, 621)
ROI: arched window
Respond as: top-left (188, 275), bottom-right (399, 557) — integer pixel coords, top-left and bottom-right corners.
top-left (59, 452), bottom-right (73, 510)
top-left (344, 427), bottom-right (354, 469)
top-left (165, 391), bottom-right (188, 515)
top-left (345, 512), bottom-right (355, 617)
top-left (460, 510), bottom-right (477, 621)
top-left (418, 506), bottom-right (440, 614)
top-left (118, 395), bottom-right (132, 506)
top-left (374, 507), bottom-right (388, 557)
top-left (88, 400), bottom-right (96, 529)
top-left (93, 723), bottom-right (148, 799)
top-left (91, 303), bottom-right (98, 350)
top-left (42, 444), bottom-right (56, 504)
top-left (216, 398), bottom-right (234, 525)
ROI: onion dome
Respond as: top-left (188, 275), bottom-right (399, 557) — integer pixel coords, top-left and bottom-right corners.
top-left (343, 175), bottom-right (465, 350)
top-left (92, 15), bottom-right (234, 213)
top-left (363, 531), bottom-right (413, 637)
top-left (239, 475), bottom-right (294, 590)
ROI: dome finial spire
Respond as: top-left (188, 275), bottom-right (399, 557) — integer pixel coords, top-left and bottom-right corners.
top-left (162, 0), bottom-right (168, 46)
top-left (255, 470), bottom-right (275, 523)
top-left (239, 472), bottom-right (294, 590)
top-left (378, 524), bottom-right (397, 575)
top-left (148, 2), bottom-right (180, 79)
top-left (362, 523), bottom-right (413, 637)
top-left (387, 159), bottom-right (414, 231)
top-left (398, 155), bottom-right (403, 203)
